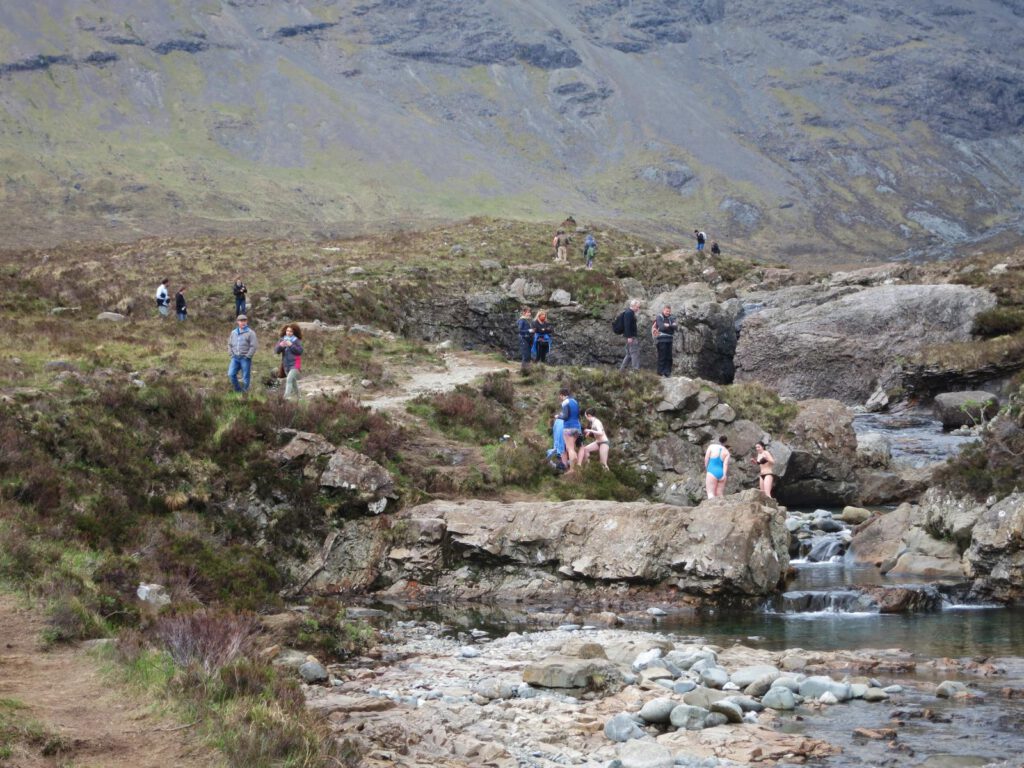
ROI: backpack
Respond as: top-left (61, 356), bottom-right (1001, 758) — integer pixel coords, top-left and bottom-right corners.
top-left (697, 231), bottom-right (706, 243)
top-left (612, 311), bottom-right (626, 335)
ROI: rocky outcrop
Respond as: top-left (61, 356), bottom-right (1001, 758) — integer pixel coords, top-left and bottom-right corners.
top-left (778, 399), bottom-right (858, 507)
top-left (319, 445), bottom-right (397, 514)
top-left (964, 493), bottom-right (1024, 601)
top-left (380, 491), bottom-right (789, 603)
top-left (933, 391), bottom-right (999, 429)
top-left (734, 284), bottom-right (996, 403)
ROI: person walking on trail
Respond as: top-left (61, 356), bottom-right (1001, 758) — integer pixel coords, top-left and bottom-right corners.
top-left (694, 229), bottom-right (707, 252)
top-left (516, 307), bottom-right (534, 370)
top-left (174, 286), bottom-right (187, 321)
top-left (559, 386), bottom-right (582, 472)
top-left (275, 323), bottom-right (304, 400)
top-left (553, 230), bottom-right (572, 263)
top-left (233, 277), bottom-right (248, 317)
top-left (227, 314), bottom-right (258, 393)
top-left (704, 435), bottom-right (730, 498)
top-left (532, 310), bottom-right (553, 363)
top-left (619, 299), bottom-right (641, 371)
top-left (653, 304), bottom-right (678, 378)
top-left (155, 279), bottom-right (170, 319)
top-left (751, 442), bottom-right (776, 499)
top-left (710, 241), bottom-right (721, 257)
top-left (579, 407), bottom-right (611, 470)
top-left (583, 234), bottom-right (597, 270)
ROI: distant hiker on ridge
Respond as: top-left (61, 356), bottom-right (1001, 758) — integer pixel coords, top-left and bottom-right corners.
top-left (694, 229), bottom-right (707, 252)
top-left (233, 276), bottom-right (248, 317)
top-left (155, 278), bottom-right (170, 319)
top-left (553, 230), bottom-right (572, 263)
top-left (583, 233), bottom-right (597, 270)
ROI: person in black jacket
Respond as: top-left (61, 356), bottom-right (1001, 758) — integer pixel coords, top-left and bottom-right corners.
top-left (532, 311), bottom-right (553, 363)
top-left (619, 300), bottom-right (641, 371)
top-left (652, 304), bottom-right (678, 377)
top-left (233, 277), bottom-right (247, 317)
top-left (175, 287), bottom-right (187, 321)
top-left (516, 306), bottom-right (533, 370)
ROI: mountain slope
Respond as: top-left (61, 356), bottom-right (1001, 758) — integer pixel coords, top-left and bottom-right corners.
top-left (0, 0), bottom-right (1022, 262)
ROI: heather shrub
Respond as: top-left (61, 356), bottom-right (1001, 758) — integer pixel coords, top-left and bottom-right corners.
top-left (291, 599), bottom-right (378, 662)
top-left (720, 381), bottom-right (799, 436)
top-left (154, 609), bottom-right (260, 675)
top-left (43, 595), bottom-right (108, 646)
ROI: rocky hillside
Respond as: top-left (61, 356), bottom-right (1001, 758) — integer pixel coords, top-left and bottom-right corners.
top-left (1, 1), bottom-right (1023, 261)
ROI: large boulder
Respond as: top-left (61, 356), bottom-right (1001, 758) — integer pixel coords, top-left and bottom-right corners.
top-left (386, 491), bottom-right (789, 601)
top-left (522, 656), bottom-right (620, 689)
top-left (933, 391), bottom-right (999, 429)
top-left (734, 284), bottom-right (996, 403)
top-left (319, 445), bottom-right (397, 513)
top-left (777, 399), bottom-right (858, 507)
top-left (964, 493), bottom-right (1024, 600)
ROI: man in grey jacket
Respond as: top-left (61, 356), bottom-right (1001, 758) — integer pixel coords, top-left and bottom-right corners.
top-left (228, 314), bottom-right (258, 392)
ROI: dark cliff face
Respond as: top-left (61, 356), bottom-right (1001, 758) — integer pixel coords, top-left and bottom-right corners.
top-left (0, 0), bottom-right (1021, 261)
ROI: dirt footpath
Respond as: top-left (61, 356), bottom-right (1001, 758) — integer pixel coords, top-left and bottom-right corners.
top-left (0, 594), bottom-right (219, 768)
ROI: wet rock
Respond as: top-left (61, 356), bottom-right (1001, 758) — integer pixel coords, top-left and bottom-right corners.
top-left (935, 680), bottom-right (968, 698)
top-left (762, 686), bottom-right (797, 710)
top-left (799, 676), bottom-right (852, 701)
top-left (863, 687), bottom-right (890, 702)
top-left (933, 391), bottom-right (998, 429)
top-left (605, 712), bottom-right (646, 742)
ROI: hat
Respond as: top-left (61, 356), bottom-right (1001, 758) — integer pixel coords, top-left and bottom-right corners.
top-left (237, 314), bottom-right (248, 320)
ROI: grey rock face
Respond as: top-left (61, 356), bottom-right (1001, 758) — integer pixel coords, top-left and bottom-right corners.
top-left (735, 284), bottom-right (996, 403)
top-left (319, 445), bottom-right (397, 511)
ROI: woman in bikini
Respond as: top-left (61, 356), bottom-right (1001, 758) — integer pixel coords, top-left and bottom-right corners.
top-left (751, 442), bottom-right (776, 499)
top-left (579, 408), bottom-right (610, 470)
top-left (704, 435), bottom-right (730, 498)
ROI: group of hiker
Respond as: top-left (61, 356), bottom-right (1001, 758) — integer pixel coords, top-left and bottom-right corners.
top-left (153, 275), bottom-right (303, 398)
top-left (694, 229), bottom-right (720, 256)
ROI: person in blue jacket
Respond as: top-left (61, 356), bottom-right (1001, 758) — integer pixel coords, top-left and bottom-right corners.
top-left (516, 307), bottom-right (534, 370)
top-left (559, 386), bottom-right (582, 471)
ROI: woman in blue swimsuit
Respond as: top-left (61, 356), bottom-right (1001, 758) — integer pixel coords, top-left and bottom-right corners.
top-left (704, 435), bottom-right (730, 498)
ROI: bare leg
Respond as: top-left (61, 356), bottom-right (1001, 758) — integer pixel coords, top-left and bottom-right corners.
top-left (705, 473), bottom-right (716, 499)
top-left (714, 477), bottom-right (728, 497)
top-left (599, 443), bottom-right (609, 469)
top-left (763, 475), bottom-right (774, 499)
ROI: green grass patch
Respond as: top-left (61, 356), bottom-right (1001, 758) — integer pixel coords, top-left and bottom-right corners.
top-left (719, 381), bottom-right (799, 436)
top-left (0, 697), bottom-right (69, 760)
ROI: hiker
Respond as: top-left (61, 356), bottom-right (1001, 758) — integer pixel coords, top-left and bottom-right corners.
top-left (516, 307), bottom-right (534, 370)
top-left (227, 314), bottom-right (258, 393)
top-left (561, 214), bottom-right (577, 230)
top-left (155, 278), bottom-right (170, 319)
top-left (174, 287), bottom-right (187, 321)
top-left (694, 229), bottom-right (707, 252)
top-left (710, 241), bottom-right (721, 257)
top-left (553, 230), bottom-right (572, 263)
top-left (579, 407), bottom-right (610, 470)
top-left (751, 442), bottom-right (776, 499)
top-left (547, 412), bottom-right (568, 473)
top-left (619, 300), bottom-right (641, 371)
top-left (583, 234), bottom-right (597, 270)
top-left (559, 386), bottom-right (582, 471)
top-left (652, 304), bottom-right (678, 378)
top-left (275, 323), bottom-right (304, 400)
top-left (532, 310), bottom-right (553, 364)
top-left (233, 276), bottom-right (248, 317)
top-left (704, 436), bottom-right (730, 498)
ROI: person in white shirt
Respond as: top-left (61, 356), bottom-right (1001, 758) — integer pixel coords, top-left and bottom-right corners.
top-left (154, 278), bottom-right (170, 318)
top-left (579, 407), bottom-right (610, 470)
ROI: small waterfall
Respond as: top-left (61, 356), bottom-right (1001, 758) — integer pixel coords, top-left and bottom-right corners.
top-left (804, 535), bottom-right (847, 563)
top-left (774, 590), bottom-right (877, 614)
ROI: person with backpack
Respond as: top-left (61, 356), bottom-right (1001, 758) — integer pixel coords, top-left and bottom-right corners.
top-left (583, 234), bottom-right (597, 270)
top-left (232, 276), bottom-right (248, 317)
top-left (710, 241), bottom-right (721, 257)
top-left (532, 311), bottom-right (553, 363)
top-left (516, 306), bottom-right (534, 370)
top-left (154, 278), bottom-right (170, 319)
top-left (652, 304), bottom-right (678, 377)
top-left (174, 286), bottom-right (187, 321)
top-left (616, 300), bottom-right (641, 371)
top-left (553, 230), bottom-right (571, 263)
top-left (694, 229), bottom-right (707, 252)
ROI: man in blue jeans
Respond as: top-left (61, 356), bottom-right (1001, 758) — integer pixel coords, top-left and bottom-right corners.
top-left (227, 315), bottom-right (258, 392)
